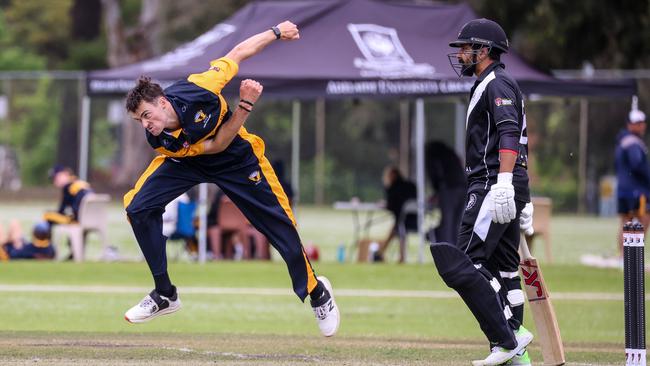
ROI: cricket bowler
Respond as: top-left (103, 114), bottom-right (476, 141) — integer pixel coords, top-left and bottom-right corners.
top-left (121, 21), bottom-right (340, 337)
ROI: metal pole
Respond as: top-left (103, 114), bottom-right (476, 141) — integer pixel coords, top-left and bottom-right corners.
top-left (315, 98), bottom-right (325, 205)
top-left (578, 98), bottom-right (588, 213)
top-left (399, 100), bottom-right (410, 177)
top-left (198, 183), bottom-right (208, 263)
top-left (292, 100), bottom-right (301, 209)
top-left (415, 98), bottom-right (427, 263)
top-left (79, 95), bottom-right (91, 181)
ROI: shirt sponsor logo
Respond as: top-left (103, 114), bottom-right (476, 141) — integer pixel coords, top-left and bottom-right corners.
top-left (248, 170), bottom-right (262, 185)
top-left (495, 97), bottom-right (513, 106)
top-left (466, 193), bottom-right (477, 211)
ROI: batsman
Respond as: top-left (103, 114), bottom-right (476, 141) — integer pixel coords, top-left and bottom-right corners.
top-left (430, 18), bottom-right (534, 365)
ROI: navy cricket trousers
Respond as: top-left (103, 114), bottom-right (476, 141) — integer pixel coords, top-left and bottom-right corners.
top-left (124, 129), bottom-right (318, 301)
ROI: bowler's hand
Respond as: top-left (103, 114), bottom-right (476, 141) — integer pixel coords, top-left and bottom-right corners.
top-left (276, 21), bottom-right (300, 40)
top-left (488, 173), bottom-right (517, 224)
top-left (519, 201), bottom-right (534, 236)
top-left (239, 79), bottom-right (263, 106)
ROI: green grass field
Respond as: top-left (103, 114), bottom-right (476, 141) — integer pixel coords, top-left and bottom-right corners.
top-left (0, 201), bottom-right (634, 365)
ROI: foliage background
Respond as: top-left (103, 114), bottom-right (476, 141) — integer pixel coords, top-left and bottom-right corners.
top-left (0, 0), bottom-right (647, 211)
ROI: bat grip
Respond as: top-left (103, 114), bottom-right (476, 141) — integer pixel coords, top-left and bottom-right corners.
top-left (520, 232), bottom-right (533, 260)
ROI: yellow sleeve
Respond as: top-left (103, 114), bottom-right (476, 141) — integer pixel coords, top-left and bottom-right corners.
top-left (155, 143), bottom-right (205, 158)
top-left (187, 57), bottom-right (239, 94)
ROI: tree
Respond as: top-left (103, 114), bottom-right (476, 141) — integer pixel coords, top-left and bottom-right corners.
top-left (7, 78), bottom-right (60, 185)
top-left (4, 0), bottom-right (73, 68)
top-left (0, 10), bottom-right (45, 70)
top-left (101, 0), bottom-right (161, 187)
top-left (472, 0), bottom-right (650, 70)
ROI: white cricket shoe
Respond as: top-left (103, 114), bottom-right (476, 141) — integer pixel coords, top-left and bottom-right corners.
top-left (124, 288), bottom-right (182, 323)
top-left (311, 276), bottom-right (340, 337)
top-left (471, 326), bottom-right (533, 366)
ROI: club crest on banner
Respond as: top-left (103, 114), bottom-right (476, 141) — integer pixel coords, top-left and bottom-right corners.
top-left (347, 23), bottom-right (436, 79)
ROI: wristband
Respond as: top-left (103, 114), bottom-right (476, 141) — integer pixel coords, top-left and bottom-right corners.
top-left (238, 104), bottom-right (252, 113)
top-left (271, 26), bottom-right (281, 39)
top-left (240, 99), bottom-right (254, 107)
top-left (497, 172), bottom-right (513, 184)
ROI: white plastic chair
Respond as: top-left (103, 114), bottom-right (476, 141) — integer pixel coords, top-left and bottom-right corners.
top-left (54, 193), bottom-right (111, 262)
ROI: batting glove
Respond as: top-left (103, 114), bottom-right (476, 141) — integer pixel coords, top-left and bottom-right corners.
top-left (488, 172), bottom-right (517, 224)
top-left (519, 201), bottom-right (534, 236)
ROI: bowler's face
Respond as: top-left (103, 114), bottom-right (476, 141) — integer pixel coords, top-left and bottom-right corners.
top-left (131, 100), bottom-right (166, 136)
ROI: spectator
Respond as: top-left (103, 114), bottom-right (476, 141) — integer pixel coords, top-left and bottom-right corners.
top-left (376, 165), bottom-right (417, 263)
top-left (425, 140), bottom-right (467, 245)
top-left (0, 220), bottom-right (55, 260)
top-left (43, 165), bottom-right (92, 224)
top-left (615, 108), bottom-right (650, 256)
top-left (43, 165), bottom-right (93, 260)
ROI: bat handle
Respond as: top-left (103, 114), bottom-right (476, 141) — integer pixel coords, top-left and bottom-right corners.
top-left (520, 232), bottom-right (533, 260)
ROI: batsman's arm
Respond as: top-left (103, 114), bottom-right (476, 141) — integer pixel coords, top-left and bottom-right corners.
top-left (225, 21), bottom-right (300, 64)
top-left (202, 79), bottom-right (263, 154)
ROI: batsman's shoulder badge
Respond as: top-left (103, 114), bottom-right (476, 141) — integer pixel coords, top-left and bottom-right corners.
top-left (466, 193), bottom-right (477, 211)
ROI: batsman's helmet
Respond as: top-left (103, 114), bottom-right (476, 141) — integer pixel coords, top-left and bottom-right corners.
top-left (448, 18), bottom-right (509, 77)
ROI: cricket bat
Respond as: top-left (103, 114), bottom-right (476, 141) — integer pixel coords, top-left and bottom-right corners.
top-left (519, 233), bottom-right (566, 365)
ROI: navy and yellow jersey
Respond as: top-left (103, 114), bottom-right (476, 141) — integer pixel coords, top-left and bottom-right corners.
top-left (146, 57), bottom-right (239, 158)
top-left (3, 238), bottom-right (55, 260)
top-left (44, 178), bottom-right (92, 224)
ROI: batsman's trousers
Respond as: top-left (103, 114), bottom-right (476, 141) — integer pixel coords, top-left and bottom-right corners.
top-left (124, 129), bottom-right (318, 301)
top-left (457, 186), bottom-right (526, 272)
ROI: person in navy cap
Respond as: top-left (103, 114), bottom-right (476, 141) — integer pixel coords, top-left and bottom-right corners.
top-left (44, 165), bottom-right (93, 225)
top-left (615, 108), bottom-right (649, 256)
top-left (43, 165), bottom-right (93, 259)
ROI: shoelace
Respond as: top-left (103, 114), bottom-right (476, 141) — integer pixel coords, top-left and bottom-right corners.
top-left (140, 297), bottom-right (155, 309)
top-left (313, 301), bottom-right (330, 320)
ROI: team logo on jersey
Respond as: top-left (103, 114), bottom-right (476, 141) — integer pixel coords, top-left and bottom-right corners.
top-left (182, 141), bottom-right (190, 149)
top-left (466, 193), bottom-right (477, 211)
top-left (495, 97), bottom-right (513, 106)
top-left (194, 110), bottom-right (207, 123)
top-left (248, 170), bottom-right (262, 185)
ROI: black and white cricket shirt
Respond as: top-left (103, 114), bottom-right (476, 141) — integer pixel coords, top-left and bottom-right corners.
top-left (464, 61), bottom-right (529, 200)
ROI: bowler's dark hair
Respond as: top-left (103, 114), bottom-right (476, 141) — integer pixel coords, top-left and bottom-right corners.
top-left (125, 76), bottom-right (164, 113)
